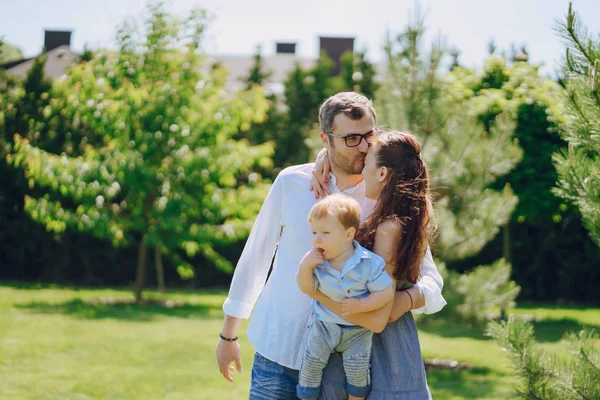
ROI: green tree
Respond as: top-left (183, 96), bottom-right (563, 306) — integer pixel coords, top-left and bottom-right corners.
top-left (487, 317), bottom-right (600, 400)
top-left (376, 7), bottom-right (522, 323)
top-left (279, 54), bottom-right (339, 167)
top-left (0, 54), bottom-right (87, 282)
top-left (339, 50), bottom-right (379, 100)
top-left (378, 6), bottom-right (445, 138)
top-left (0, 39), bottom-right (24, 64)
top-left (450, 50), bottom-right (600, 303)
top-left (237, 44), bottom-right (283, 169)
top-left (378, 9), bottom-right (521, 262)
top-left (437, 259), bottom-right (520, 327)
top-left (553, 2), bottom-right (600, 247)
top-left (79, 44), bottom-right (94, 64)
top-left (271, 49), bottom-right (379, 169)
top-left (277, 63), bottom-right (314, 167)
top-left (9, 3), bottom-right (273, 301)
top-left (240, 47), bottom-right (376, 173)
top-left (484, 57), bottom-right (600, 302)
top-left (244, 45), bottom-right (272, 90)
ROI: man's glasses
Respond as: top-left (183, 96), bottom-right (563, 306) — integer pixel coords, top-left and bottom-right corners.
top-left (325, 128), bottom-right (381, 148)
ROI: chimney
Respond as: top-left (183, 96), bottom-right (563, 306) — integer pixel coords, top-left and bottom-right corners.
top-left (319, 36), bottom-right (354, 75)
top-left (276, 42), bottom-right (296, 55)
top-left (44, 30), bottom-right (72, 52)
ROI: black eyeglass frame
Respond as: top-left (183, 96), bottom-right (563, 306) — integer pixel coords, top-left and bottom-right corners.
top-left (325, 128), bottom-right (381, 147)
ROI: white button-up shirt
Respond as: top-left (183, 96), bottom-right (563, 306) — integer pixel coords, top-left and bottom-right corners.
top-left (223, 163), bottom-right (446, 369)
top-left (313, 241), bottom-right (393, 326)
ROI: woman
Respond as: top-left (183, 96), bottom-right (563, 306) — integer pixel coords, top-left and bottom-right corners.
top-left (308, 131), bottom-right (437, 399)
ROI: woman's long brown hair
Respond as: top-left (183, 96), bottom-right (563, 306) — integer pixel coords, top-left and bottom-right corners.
top-left (356, 131), bottom-right (434, 283)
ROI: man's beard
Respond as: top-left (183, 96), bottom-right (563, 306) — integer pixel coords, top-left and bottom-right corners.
top-left (330, 147), bottom-right (365, 175)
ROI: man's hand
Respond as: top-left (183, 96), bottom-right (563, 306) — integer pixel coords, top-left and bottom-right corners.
top-left (341, 297), bottom-right (362, 317)
top-left (216, 339), bottom-right (243, 382)
top-left (299, 249), bottom-right (324, 271)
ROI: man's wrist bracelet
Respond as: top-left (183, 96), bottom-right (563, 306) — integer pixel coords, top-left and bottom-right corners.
top-left (219, 332), bottom-right (238, 342)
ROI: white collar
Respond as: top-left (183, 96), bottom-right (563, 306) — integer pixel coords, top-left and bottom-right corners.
top-left (327, 173), bottom-right (364, 195)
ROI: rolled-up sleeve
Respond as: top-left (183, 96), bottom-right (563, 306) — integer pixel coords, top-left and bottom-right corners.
top-left (411, 246), bottom-right (447, 315)
top-left (366, 256), bottom-right (394, 292)
top-left (222, 174), bottom-right (284, 319)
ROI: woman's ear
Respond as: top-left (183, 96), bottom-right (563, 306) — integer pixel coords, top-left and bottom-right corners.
top-left (378, 166), bottom-right (390, 183)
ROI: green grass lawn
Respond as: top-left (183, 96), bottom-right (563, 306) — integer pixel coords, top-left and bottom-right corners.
top-left (1, 282), bottom-right (599, 400)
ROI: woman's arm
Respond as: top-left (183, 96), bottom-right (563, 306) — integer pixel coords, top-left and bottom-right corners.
top-left (307, 221), bottom-right (404, 333)
top-left (308, 289), bottom-right (392, 333)
top-left (341, 287), bottom-right (394, 316)
top-left (388, 286), bottom-right (424, 322)
top-left (338, 220), bottom-right (427, 326)
top-left (310, 148), bottom-right (331, 199)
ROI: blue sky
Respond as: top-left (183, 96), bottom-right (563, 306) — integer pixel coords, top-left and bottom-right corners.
top-left (2, 0), bottom-right (600, 76)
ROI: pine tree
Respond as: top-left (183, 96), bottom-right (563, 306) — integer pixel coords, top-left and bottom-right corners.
top-left (237, 45), bottom-right (280, 152)
top-left (339, 50), bottom-right (379, 100)
top-left (437, 259), bottom-right (520, 327)
top-left (244, 45), bottom-right (272, 90)
top-left (484, 5), bottom-right (600, 383)
top-left (277, 49), bottom-right (378, 168)
top-left (279, 63), bottom-right (314, 167)
top-left (553, 2), bottom-right (600, 247)
top-left (280, 54), bottom-right (339, 167)
top-left (8, 3), bottom-right (273, 301)
top-left (79, 44), bottom-right (94, 64)
top-left (376, 7), bottom-right (523, 324)
top-left (487, 317), bottom-right (600, 400)
top-left (378, 7), bottom-right (521, 262)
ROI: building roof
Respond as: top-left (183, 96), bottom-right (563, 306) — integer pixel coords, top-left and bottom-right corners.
top-left (0, 45), bottom-right (79, 80)
top-left (213, 53), bottom-right (316, 92)
top-left (1, 50), bottom-right (313, 90)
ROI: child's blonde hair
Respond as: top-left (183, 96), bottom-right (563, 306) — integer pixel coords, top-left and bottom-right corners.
top-left (308, 194), bottom-right (361, 234)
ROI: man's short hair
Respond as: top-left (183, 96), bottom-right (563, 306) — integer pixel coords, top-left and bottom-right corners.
top-left (318, 92), bottom-right (377, 134)
top-left (308, 194), bottom-right (361, 234)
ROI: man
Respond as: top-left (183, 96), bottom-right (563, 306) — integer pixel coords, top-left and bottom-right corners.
top-left (216, 92), bottom-right (446, 399)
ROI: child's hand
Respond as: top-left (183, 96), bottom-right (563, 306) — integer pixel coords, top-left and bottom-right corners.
top-left (341, 298), bottom-right (362, 317)
top-left (299, 249), bottom-right (324, 270)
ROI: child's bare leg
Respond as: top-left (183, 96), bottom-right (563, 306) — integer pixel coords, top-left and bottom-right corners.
top-left (348, 395), bottom-right (365, 400)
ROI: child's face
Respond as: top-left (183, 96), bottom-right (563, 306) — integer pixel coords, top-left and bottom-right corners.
top-left (309, 213), bottom-right (355, 259)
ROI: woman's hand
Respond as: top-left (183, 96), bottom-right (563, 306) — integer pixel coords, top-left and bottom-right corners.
top-left (310, 148), bottom-right (332, 199)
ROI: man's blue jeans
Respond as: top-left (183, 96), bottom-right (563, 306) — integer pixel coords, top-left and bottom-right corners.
top-left (249, 352), bottom-right (300, 400)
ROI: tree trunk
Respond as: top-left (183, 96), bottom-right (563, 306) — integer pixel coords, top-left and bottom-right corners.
top-left (57, 232), bottom-right (69, 283)
top-left (155, 245), bottom-right (165, 299)
top-left (134, 234), bottom-right (148, 303)
top-left (503, 221), bottom-right (511, 263)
